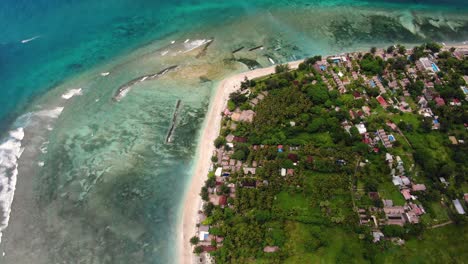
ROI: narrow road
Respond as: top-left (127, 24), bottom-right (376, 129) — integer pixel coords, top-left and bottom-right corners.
top-left (430, 221), bottom-right (453, 229)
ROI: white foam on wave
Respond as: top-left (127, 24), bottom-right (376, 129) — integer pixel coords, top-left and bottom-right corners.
top-left (0, 104), bottom-right (67, 245)
top-left (161, 50), bottom-right (169, 56)
top-left (100, 72), bottom-right (110, 77)
top-left (0, 128), bottom-right (25, 243)
top-left (183, 39), bottom-right (212, 53)
top-left (21, 35), bottom-right (40, 44)
top-left (61, 88), bottom-right (82, 100)
top-left (34, 107), bottom-right (64, 119)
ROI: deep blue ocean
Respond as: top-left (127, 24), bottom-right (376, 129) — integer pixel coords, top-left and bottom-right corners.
top-left (0, 1), bottom-right (467, 263)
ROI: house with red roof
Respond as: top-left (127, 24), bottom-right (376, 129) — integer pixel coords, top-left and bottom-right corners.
top-left (202, 245), bottom-right (217, 252)
top-left (376, 95), bottom-right (389, 108)
top-left (401, 189), bottom-right (412, 200)
top-left (434, 97), bottom-right (445, 106)
top-left (287, 153), bottom-right (299, 162)
top-left (412, 184), bottom-right (426, 192)
top-left (353, 91), bottom-right (362, 99)
top-left (219, 195), bottom-right (227, 207)
top-left (450, 98), bottom-right (461, 106)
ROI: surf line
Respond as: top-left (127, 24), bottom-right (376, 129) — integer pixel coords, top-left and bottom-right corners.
top-left (21, 35), bottom-right (40, 44)
top-left (112, 65), bottom-right (178, 101)
top-left (165, 99), bottom-right (182, 144)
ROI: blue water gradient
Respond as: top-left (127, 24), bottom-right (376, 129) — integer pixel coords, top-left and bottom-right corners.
top-left (1, 0), bottom-right (468, 127)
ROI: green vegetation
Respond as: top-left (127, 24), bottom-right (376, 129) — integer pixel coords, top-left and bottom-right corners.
top-left (200, 44), bottom-right (468, 263)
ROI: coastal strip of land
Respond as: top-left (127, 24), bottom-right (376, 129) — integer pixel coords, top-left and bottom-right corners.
top-left (179, 59), bottom-right (303, 264)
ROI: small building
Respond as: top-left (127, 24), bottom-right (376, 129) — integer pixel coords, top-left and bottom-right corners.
top-left (219, 195), bottom-right (227, 207)
top-left (450, 99), bottom-right (461, 106)
top-left (392, 176), bottom-right (403, 186)
top-left (434, 97), bottom-right (445, 107)
top-left (412, 184), bottom-right (426, 192)
top-left (401, 189), bottom-right (412, 200)
top-left (385, 153), bottom-right (394, 163)
top-left (376, 95), bottom-right (389, 108)
top-left (263, 246), bottom-right (279, 253)
top-left (453, 199), bottom-right (466, 215)
top-left (202, 245), bottom-right (217, 252)
top-left (287, 153), bottom-right (299, 162)
top-left (280, 168), bottom-right (286, 176)
top-left (417, 57), bottom-right (439, 73)
top-left (278, 145), bottom-right (284, 152)
top-left (383, 199), bottom-right (394, 208)
top-left (439, 177), bottom-right (449, 186)
top-left (384, 206), bottom-right (406, 226)
top-left (215, 167), bottom-right (222, 177)
top-left (449, 136), bottom-right (458, 145)
top-left (243, 167), bottom-right (256, 175)
top-left (356, 123), bottom-right (367, 134)
top-left (233, 136), bottom-right (247, 143)
top-left (353, 91), bottom-right (362, 99)
top-left (401, 176), bottom-right (411, 186)
top-left (199, 229), bottom-right (210, 242)
top-left (373, 231), bottom-right (384, 243)
top-left (231, 110), bottom-right (255, 123)
top-left (226, 134), bottom-right (235, 143)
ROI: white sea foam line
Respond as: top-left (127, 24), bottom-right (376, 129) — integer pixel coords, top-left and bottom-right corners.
top-left (183, 39), bottom-right (211, 53)
top-left (34, 107), bottom-right (64, 119)
top-left (21, 35), bottom-right (40, 44)
top-left (161, 50), bottom-right (169, 56)
top-left (61, 88), bottom-right (82, 100)
top-left (0, 127), bottom-right (24, 244)
top-left (100, 72), bottom-right (110, 77)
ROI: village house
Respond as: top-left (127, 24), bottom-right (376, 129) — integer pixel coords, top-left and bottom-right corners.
top-left (417, 57), bottom-right (439, 74)
top-left (453, 48), bottom-right (468, 60)
top-left (453, 199), bottom-right (466, 215)
top-left (231, 110), bottom-right (255, 123)
top-left (263, 246), bottom-right (279, 253)
top-left (377, 129), bottom-right (392, 148)
top-left (412, 184), bottom-right (427, 192)
top-left (383, 206), bottom-right (406, 226)
top-left (356, 123), bottom-right (367, 134)
top-left (376, 95), bottom-right (389, 108)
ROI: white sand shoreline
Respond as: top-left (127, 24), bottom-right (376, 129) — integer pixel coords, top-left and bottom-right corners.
top-left (178, 60), bottom-right (303, 264)
top-left (177, 42), bottom-right (468, 264)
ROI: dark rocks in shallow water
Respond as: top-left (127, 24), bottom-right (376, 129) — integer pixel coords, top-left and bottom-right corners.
top-left (113, 65), bottom-right (178, 101)
top-left (199, 76), bottom-right (211, 83)
top-left (165, 99), bottom-right (182, 144)
top-left (236, 58), bottom-right (261, 70)
top-left (329, 15), bottom-right (423, 48)
top-left (249, 45), bottom-right (264, 51)
top-left (232, 46), bottom-right (244, 54)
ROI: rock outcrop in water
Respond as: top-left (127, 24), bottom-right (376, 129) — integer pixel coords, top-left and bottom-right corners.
top-left (113, 65), bottom-right (178, 102)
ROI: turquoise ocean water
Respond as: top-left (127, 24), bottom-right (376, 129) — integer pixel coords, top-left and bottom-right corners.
top-left (0, 1), bottom-right (467, 263)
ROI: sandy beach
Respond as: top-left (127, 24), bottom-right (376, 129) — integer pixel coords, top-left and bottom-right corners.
top-left (179, 60), bottom-right (303, 264)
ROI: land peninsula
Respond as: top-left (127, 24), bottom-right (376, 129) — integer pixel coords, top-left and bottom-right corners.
top-left (182, 43), bottom-right (468, 264)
